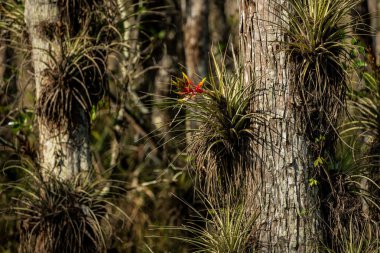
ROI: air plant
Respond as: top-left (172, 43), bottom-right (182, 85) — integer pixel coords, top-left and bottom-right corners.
top-left (342, 70), bottom-right (380, 155)
top-left (324, 216), bottom-right (380, 253)
top-left (317, 139), bottom-right (380, 251)
top-left (338, 60), bottom-right (380, 226)
top-left (2, 164), bottom-right (128, 253)
top-left (31, 0), bottom-right (117, 130)
top-left (162, 192), bottom-right (258, 253)
top-left (281, 0), bottom-right (363, 146)
top-left (37, 35), bottom-right (108, 129)
top-left (166, 51), bottom-right (265, 198)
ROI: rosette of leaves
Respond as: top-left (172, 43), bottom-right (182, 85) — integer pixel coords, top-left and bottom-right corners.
top-left (3, 164), bottom-right (127, 253)
top-left (282, 0), bottom-right (362, 146)
top-left (35, 0), bottom-right (118, 130)
top-left (168, 193), bottom-right (258, 253)
top-left (170, 53), bottom-right (264, 196)
top-left (37, 36), bottom-right (108, 129)
top-left (318, 148), bottom-right (380, 250)
top-left (0, 0), bottom-right (29, 49)
top-left (339, 70), bottom-right (380, 222)
top-left (343, 71), bottom-right (380, 154)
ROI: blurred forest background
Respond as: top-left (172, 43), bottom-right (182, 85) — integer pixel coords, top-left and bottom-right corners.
top-left (0, 0), bottom-right (379, 252)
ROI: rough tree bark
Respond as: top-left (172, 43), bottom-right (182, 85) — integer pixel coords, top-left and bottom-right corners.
top-left (25, 1), bottom-right (91, 180)
top-left (239, 0), bottom-right (320, 252)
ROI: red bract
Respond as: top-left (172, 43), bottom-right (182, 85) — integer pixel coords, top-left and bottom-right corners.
top-left (176, 73), bottom-right (206, 97)
top-left (195, 78), bottom-right (205, 94)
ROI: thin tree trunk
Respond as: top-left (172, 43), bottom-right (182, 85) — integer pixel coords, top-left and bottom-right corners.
top-left (25, 0), bottom-right (90, 180)
top-left (152, 1), bottom-right (186, 161)
top-left (240, 0), bottom-right (319, 251)
top-left (182, 0), bottom-right (209, 145)
top-left (183, 0), bottom-right (209, 80)
top-left (209, 0), bottom-right (228, 49)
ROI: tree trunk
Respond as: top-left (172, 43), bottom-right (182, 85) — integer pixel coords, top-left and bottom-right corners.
top-left (182, 0), bottom-right (209, 80)
top-left (182, 0), bottom-right (209, 145)
top-left (25, 0), bottom-right (91, 180)
top-left (209, 0), bottom-right (228, 50)
top-left (366, 0), bottom-right (380, 65)
top-left (239, 0), bottom-right (320, 251)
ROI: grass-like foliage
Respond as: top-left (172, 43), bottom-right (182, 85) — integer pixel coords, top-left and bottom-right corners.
top-left (320, 146), bottom-right (380, 250)
top-left (168, 52), bottom-right (264, 196)
top-left (3, 165), bottom-right (125, 253)
top-left (325, 217), bottom-right (379, 253)
top-left (283, 0), bottom-right (362, 143)
top-left (338, 66), bottom-right (380, 220)
top-left (343, 70), bottom-right (380, 154)
top-left (169, 193), bottom-right (257, 253)
top-left (0, 0), bottom-right (29, 49)
top-left (37, 36), bottom-right (108, 129)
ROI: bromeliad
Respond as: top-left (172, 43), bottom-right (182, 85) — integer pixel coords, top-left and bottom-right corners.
top-left (174, 72), bottom-right (206, 98)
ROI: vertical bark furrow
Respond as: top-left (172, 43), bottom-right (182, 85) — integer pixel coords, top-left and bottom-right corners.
top-left (240, 0), bottom-right (319, 252)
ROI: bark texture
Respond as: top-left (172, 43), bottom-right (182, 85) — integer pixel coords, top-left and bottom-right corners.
top-left (239, 0), bottom-right (319, 252)
top-left (25, 0), bottom-right (90, 180)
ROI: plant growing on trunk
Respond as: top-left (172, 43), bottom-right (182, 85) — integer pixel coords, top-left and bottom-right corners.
top-left (168, 51), bottom-right (265, 200)
top-left (284, 0), bottom-right (362, 147)
top-left (239, 0), bottom-right (362, 251)
top-left (23, 0), bottom-right (116, 179)
top-left (4, 164), bottom-right (128, 253)
top-left (4, 0), bottom-right (120, 251)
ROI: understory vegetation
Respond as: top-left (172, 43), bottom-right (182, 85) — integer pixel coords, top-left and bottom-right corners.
top-left (0, 0), bottom-right (379, 252)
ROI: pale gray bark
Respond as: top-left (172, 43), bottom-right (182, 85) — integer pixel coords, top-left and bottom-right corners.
top-left (25, 0), bottom-right (90, 180)
top-left (240, 0), bottom-right (319, 252)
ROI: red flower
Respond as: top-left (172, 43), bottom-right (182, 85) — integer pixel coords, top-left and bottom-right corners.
top-left (176, 73), bottom-right (206, 97)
